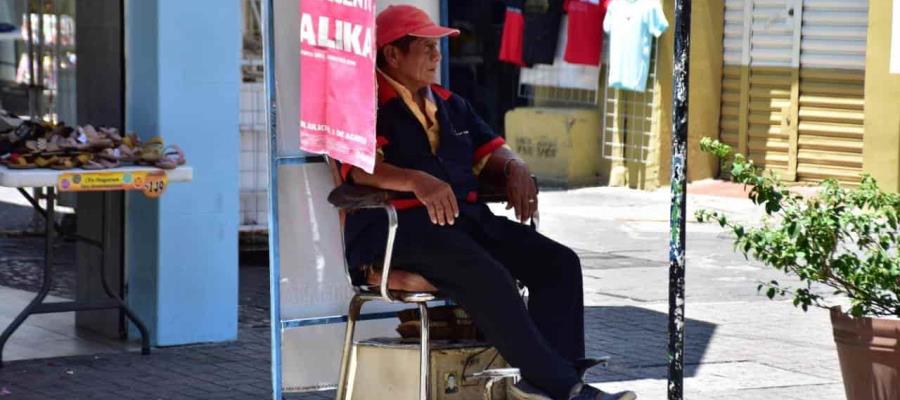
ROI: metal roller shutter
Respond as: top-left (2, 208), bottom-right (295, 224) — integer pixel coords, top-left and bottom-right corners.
top-left (796, 0), bottom-right (867, 184)
top-left (718, 0), bottom-right (746, 152)
top-left (717, 0), bottom-right (868, 184)
top-left (747, 0), bottom-right (796, 179)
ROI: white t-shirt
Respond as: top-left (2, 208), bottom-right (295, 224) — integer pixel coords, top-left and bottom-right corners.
top-left (603, 0), bottom-right (668, 92)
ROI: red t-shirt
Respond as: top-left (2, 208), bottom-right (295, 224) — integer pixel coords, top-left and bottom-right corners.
top-left (499, 6), bottom-right (526, 66)
top-left (563, 0), bottom-right (609, 66)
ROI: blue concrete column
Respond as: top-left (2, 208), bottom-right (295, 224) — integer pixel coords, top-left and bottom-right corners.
top-left (124, 0), bottom-right (240, 346)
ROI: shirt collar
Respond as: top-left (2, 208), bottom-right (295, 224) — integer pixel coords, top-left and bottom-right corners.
top-left (377, 69), bottom-right (435, 104)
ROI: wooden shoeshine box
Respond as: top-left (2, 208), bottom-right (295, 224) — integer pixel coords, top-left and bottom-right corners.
top-left (347, 338), bottom-right (509, 400)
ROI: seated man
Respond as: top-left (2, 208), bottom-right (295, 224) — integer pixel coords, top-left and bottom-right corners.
top-left (341, 5), bottom-right (636, 400)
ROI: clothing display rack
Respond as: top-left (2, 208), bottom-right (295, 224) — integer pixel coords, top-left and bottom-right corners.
top-left (600, 37), bottom-right (661, 165)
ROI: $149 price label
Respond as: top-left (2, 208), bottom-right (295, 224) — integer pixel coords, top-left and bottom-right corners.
top-left (58, 170), bottom-right (169, 198)
top-left (141, 173), bottom-right (168, 198)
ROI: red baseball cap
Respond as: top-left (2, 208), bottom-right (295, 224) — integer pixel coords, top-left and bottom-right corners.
top-left (376, 5), bottom-right (460, 49)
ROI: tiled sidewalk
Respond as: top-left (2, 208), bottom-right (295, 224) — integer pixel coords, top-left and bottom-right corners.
top-left (0, 184), bottom-right (848, 399)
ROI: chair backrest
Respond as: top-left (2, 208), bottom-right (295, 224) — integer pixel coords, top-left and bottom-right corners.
top-left (325, 156), bottom-right (348, 228)
top-left (325, 155), bottom-right (344, 187)
top-left (325, 156), bottom-right (361, 291)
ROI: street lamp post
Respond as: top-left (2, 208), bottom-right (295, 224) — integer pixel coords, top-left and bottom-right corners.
top-left (668, 0), bottom-right (691, 399)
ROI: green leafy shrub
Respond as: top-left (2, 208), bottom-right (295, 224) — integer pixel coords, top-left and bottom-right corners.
top-left (696, 137), bottom-right (900, 318)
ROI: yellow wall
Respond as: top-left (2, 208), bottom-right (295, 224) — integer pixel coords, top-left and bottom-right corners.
top-left (632, 0), bottom-right (723, 189)
top-left (506, 107), bottom-right (603, 187)
top-left (686, 0), bottom-right (723, 181)
top-left (653, 0), bottom-right (675, 190)
top-left (863, 0), bottom-right (900, 192)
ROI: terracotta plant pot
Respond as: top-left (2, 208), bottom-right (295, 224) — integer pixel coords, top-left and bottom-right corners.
top-left (830, 307), bottom-right (900, 400)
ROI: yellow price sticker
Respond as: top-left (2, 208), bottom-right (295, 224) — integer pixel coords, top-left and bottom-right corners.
top-left (142, 174), bottom-right (168, 198)
top-left (58, 170), bottom-right (168, 198)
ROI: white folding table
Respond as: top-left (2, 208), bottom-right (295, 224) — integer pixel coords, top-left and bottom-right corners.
top-left (0, 165), bottom-right (193, 367)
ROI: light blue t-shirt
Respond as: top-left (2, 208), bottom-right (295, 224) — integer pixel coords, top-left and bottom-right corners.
top-left (603, 0), bottom-right (668, 92)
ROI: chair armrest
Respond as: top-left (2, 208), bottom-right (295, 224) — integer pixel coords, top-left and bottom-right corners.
top-left (476, 181), bottom-right (508, 203)
top-left (329, 175), bottom-right (539, 208)
top-left (327, 182), bottom-right (405, 301)
top-left (477, 175), bottom-right (539, 204)
top-left (327, 182), bottom-right (404, 209)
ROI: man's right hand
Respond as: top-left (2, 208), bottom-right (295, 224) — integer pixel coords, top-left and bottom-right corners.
top-left (410, 172), bottom-right (459, 226)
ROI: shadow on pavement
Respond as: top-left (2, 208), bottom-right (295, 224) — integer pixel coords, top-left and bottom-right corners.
top-left (583, 306), bottom-right (716, 383)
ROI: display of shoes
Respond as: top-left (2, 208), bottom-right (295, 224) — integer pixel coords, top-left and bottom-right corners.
top-left (0, 120), bottom-right (188, 171)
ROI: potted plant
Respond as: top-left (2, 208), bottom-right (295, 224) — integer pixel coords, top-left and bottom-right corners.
top-left (695, 138), bottom-right (900, 400)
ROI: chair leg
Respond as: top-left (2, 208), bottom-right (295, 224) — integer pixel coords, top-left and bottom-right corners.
top-left (336, 295), bottom-right (367, 400)
top-left (483, 378), bottom-right (498, 400)
top-left (418, 303), bottom-right (430, 400)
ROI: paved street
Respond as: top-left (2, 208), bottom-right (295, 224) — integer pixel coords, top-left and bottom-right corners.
top-left (0, 181), bottom-right (846, 399)
top-left (499, 181), bottom-right (844, 400)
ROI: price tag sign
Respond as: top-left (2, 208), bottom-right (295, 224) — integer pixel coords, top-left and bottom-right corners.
top-left (142, 173), bottom-right (168, 198)
top-left (58, 170), bottom-right (169, 198)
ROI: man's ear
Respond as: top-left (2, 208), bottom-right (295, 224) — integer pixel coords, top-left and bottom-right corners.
top-left (383, 45), bottom-right (400, 69)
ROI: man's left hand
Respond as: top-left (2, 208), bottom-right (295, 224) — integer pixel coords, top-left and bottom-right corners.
top-left (504, 160), bottom-right (538, 223)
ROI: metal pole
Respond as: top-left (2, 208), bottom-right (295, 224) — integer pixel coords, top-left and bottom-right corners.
top-left (25, 0), bottom-right (35, 118)
top-left (668, 0), bottom-right (691, 399)
top-left (53, 0), bottom-right (61, 124)
top-left (35, 0), bottom-right (44, 119)
top-left (439, 0), bottom-right (449, 86)
top-left (261, 0), bottom-right (282, 399)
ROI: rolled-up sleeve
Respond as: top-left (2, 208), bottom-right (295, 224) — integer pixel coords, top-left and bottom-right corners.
top-left (340, 134), bottom-right (390, 182)
top-left (466, 100), bottom-right (506, 174)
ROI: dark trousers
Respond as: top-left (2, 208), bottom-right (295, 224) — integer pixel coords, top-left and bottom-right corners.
top-left (388, 205), bottom-right (584, 399)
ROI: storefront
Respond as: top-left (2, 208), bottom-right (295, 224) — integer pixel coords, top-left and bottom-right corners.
top-left (0, 0), bottom-right (240, 364)
top-left (703, 0), bottom-right (900, 192)
top-left (717, 0), bottom-right (868, 185)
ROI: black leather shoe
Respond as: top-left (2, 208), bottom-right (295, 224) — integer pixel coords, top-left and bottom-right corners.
top-left (570, 384), bottom-right (636, 400)
top-left (574, 357), bottom-right (609, 380)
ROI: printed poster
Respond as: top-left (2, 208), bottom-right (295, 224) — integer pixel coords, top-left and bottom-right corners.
top-left (299, 0), bottom-right (377, 173)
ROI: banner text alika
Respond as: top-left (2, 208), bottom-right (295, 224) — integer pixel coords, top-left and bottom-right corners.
top-left (299, 0), bottom-right (375, 59)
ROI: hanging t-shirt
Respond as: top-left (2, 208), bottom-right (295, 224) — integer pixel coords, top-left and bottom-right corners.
top-left (563, 0), bottom-right (609, 66)
top-left (499, 1), bottom-right (526, 66)
top-left (603, 0), bottom-right (668, 92)
top-left (522, 0), bottom-right (564, 65)
top-left (520, 16), bottom-right (600, 91)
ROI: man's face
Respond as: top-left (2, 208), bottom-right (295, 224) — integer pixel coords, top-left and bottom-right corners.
top-left (389, 38), bottom-right (441, 89)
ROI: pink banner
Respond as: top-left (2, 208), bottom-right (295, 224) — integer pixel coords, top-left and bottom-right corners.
top-left (298, 0), bottom-right (377, 173)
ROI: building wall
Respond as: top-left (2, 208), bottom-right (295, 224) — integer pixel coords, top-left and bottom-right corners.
top-left (863, 0), bottom-right (900, 192)
top-left (650, 0), bottom-right (676, 190)
top-left (686, 0), bottom-right (724, 182)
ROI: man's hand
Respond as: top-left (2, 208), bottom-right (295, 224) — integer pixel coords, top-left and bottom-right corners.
top-left (411, 171), bottom-right (459, 226)
top-left (504, 160), bottom-right (538, 223)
